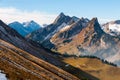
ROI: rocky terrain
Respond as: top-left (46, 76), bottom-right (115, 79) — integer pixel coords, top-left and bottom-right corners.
top-left (28, 13), bottom-right (120, 67)
top-left (102, 20), bottom-right (120, 36)
top-left (0, 19), bottom-right (100, 80)
top-left (1, 12), bottom-right (120, 80)
top-left (0, 39), bottom-right (79, 80)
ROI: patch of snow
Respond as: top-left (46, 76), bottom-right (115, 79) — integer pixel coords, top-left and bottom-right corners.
top-left (72, 16), bottom-right (79, 22)
top-left (109, 24), bottom-right (120, 32)
top-left (84, 18), bottom-right (89, 23)
top-left (65, 64), bottom-right (69, 67)
top-left (56, 23), bottom-right (67, 32)
top-left (0, 70), bottom-right (7, 80)
top-left (60, 25), bottom-right (71, 32)
top-left (43, 33), bottom-right (52, 41)
top-left (43, 23), bottom-right (67, 41)
top-left (23, 21), bottom-right (30, 27)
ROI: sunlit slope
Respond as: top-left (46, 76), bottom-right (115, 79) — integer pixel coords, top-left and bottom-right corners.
top-left (0, 39), bottom-right (79, 80)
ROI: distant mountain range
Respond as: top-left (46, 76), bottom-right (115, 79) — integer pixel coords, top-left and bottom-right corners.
top-left (1, 12), bottom-right (120, 80)
top-left (0, 13), bottom-right (120, 80)
top-left (2, 17), bottom-right (109, 80)
top-left (0, 19), bottom-right (83, 80)
top-left (0, 19), bottom-right (66, 66)
top-left (102, 20), bottom-right (120, 36)
top-left (27, 13), bottom-right (120, 66)
top-left (9, 20), bottom-right (41, 37)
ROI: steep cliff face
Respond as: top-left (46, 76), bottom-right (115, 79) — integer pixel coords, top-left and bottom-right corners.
top-left (27, 13), bottom-right (72, 43)
top-left (27, 13), bottom-right (89, 49)
top-left (50, 18), bottom-right (104, 54)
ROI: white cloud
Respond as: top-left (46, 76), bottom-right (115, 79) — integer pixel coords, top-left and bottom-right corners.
top-left (0, 7), bottom-right (57, 25)
top-left (98, 18), bottom-right (115, 24)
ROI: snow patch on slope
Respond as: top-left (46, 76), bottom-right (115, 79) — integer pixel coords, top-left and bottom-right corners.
top-left (109, 24), bottom-right (120, 32)
top-left (0, 70), bottom-right (7, 80)
top-left (60, 25), bottom-right (71, 32)
top-left (43, 23), bottom-right (67, 41)
top-left (23, 21), bottom-right (30, 27)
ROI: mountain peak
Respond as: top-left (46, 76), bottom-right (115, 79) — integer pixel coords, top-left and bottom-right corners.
top-left (0, 20), bottom-right (23, 38)
top-left (114, 20), bottom-right (120, 24)
top-left (102, 20), bottom-right (120, 36)
top-left (10, 21), bottom-right (22, 25)
top-left (71, 16), bottom-right (79, 22)
top-left (0, 20), bottom-right (11, 29)
top-left (89, 17), bottom-right (99, 26)
top-left (59, 12), bottom-right (65, 17)
top-left (79, 17), bottom-right (89, 23)
top-left (0, 20), bottom-right (8, 25)
top-left (53, 13), bottom-right (71, 24)
top-left (80, 17), bottom-right (84, 20)
top-left (30, 20), bottom-right (35, 23)
top-left (88, 17), bottom-right (104, 35)
top-left (28, 20), bottom-right (38, 24)
top-left (9, 20), bottom-right (41, 37)
top-left (91, 17), bottom-right (98, 22)
top-left (23, 20), bottom-right (40, 28)
top-left (0, 20), bottom-right (3, 23)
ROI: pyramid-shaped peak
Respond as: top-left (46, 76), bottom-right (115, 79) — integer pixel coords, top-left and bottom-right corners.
top-left (53, 12), bottom-right (71, 24)
top-left (59, 12), bottom-right (65, 17)
top-left (23, 20), bottom-right (36, 24)
top-left (88, 17), bottom-right (104, 34)
top-left (91, 17), bottom-right (98, 22)
top-left (80, 17), bottom-right (84, 20)
top-left (89, 17), bottom-right (100, 27)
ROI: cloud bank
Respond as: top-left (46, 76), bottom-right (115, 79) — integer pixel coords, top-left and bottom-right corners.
top-left (0, 7), bottom-right (114, 26)
top-left (0, 7), bottom-right (57, 25)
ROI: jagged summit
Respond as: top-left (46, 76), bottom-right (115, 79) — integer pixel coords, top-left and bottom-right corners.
top-left (9, 20), bottom-right (41, 37)
top-left (89, 18), bottom-right (104, 34)
top-left (53, 12), bottom-right (71, 24)
top-left (23, 20), bottom-right (39, 27)
top-left (59, 12), bottom-right (65, 17)
top-left (89, 17), bottom-right (98, 24)
top-left (11, 21), bottom-right (21, 24)
top-left (27, 13), bottom-right (120, 67)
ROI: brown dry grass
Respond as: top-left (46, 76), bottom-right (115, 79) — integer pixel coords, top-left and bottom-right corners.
top-left (0, 40), bottom-right (79, 80)
top-left (63, 57), bottom-right (120, 80)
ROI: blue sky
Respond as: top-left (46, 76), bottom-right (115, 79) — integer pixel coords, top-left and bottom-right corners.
top-left (0, 0), bottom-right (120, 24)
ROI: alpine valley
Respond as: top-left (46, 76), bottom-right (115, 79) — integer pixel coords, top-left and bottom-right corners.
top-left (1, 13), bottom-right (120, 80)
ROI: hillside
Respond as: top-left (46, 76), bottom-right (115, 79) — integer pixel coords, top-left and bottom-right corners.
top-left (0, 19), bottom-right (101, 80)
top-left (0, 39), bottom-right (79, 80)
top-left (63, 57), bottom-right (120, 80)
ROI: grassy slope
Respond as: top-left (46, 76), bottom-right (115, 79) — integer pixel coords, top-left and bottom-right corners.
top-left (0, 39), bottom-right (79, 80)
top-left (63, 57), bottom-right (120, 80)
